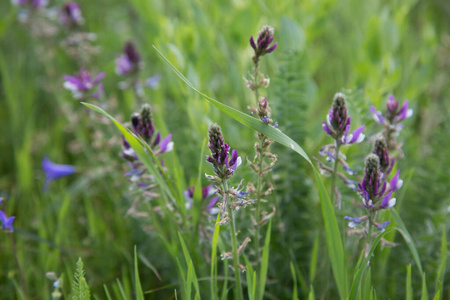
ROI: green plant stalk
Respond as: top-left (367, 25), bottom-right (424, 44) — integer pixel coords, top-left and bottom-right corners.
top-left (366, 211), bottom-right (375, 259)
top-left (223, 180), bottom-right (243, 300)
top-left (330, 143), bottom-right (341, 207)
top-left (8, 233), bottom-right (27, 299)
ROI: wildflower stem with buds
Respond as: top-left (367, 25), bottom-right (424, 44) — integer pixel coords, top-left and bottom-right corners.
top-left (248, 26), bottom-right (278, 266)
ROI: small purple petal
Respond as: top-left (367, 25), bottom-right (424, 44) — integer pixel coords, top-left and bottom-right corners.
top-left (159, 134), bottom-right (173, 153)
top-left (229, 149), bottom-right (238, 167)
top-left (370, 106), bottom-right (385, 124)
top-left (322, 122), bottom-right (332, 135)
top-left (250, 36), bottom-right (256, 50)
top-left (377, 221), bottom-right (390, 231)
top-left (389, 170), bottom-right (403, 191)
top-left (145, 74), bottom-right (161, 89)
top-left (349, 125), bottom-right (365, 143)
top-left (42, 157), bottom-right (76, 192)
top-left (0, 210), bottom-right (15, 232)
top-left (380, 191), bottom-right (393, 208)
top-left (265, 42), bottom-right (278, 53)
top-left (206, 196), bottom-right (219, 210)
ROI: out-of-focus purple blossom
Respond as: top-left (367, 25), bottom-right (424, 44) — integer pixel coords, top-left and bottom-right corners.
top-left (63, 68), bottom-right (105, 100)
top-left (59, 2), bottom-right (84, 27)
top-left (206, 124), bottom-right (241, 181)
top-left (145, 74), bottom-right (161, 89)
top-left (323, 93), bottom-right (365, 145)
top-left (344, 216), bottom-right (362, 228)
top-left (0, 210), bottom-right (15, 232)
top-left (376, 221), bottom-right (390, 231)
top-left (380, 191), bottom-right (396, 209)
top-left (158, 134), bottom-right (174, 153)
top-left (11, 0), bottom-right (48, 9)
top-left (115, 42), bottom-right (141, 76)
top-left (250, 25), bottom-right (278, 60)
top-left (183, 184), bottom-right (219, 213)
top-left (370, 94), bottom-right (413, 128)
top-left (42, 157), bottom-right (75, 192)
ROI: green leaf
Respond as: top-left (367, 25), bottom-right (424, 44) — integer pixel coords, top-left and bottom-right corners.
top-left (436, 226), bottom-right (447, 299)
top-left (244, 256), bottom-right (255, 300)
top-left (178, 232), bottom-right (201, 299)
top-left (309, 235), bottom-right (319, 283)
top-left (390, 209), bottom-right (423, 274)
top-left (290, 262), bottom-right (298, 300)
top-left (72, 257), bottom-right (91, 300)
top-left (308, 285), bottom-right (315, 300)
top-left (104, 285), bottom-right (112, 300)
top-left (406, 264), bottom-right (413, 300)
top-left (314, 170), bottom-right (347, 299)
top-left (421, 273), bottom-right (429, 300)
top-left (259, 220), bottom-right (272, 300)
top-left (349, 230), bottom-right (392, 300)
top-left (134, 247), bottom-right (145, 300)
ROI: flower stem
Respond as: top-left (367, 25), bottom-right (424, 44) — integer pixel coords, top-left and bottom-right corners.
top-left (223, 180), bottom-right (243, 300)
top-left (331, 143), bottom-right (341, 208)
top-left (8, 233), bottom-right (27, 299)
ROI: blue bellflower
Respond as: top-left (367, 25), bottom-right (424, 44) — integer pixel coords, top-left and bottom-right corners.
top-left (0, 210), bottom-right (15, 232)
top-left (42, 157), bottom-right (76, 192)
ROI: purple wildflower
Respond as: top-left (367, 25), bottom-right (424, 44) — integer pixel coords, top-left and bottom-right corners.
top-left (370, 94), bottom-right (413, 130)
top-left (206, 124), bottom-right (241, 180)
top-left (63, 68), bottom-right (105, 100)
top-left (145, 74), bottom-right (161, 89)
top-left (323, 93), bottom-right (365, 145)
top-left (376, 221), bottom-right (391, 231)
top-left (250, 25), bottom-right (278, 60)
top-left (115, 42), bottom-right (141, 76)
top-left (158, 134), bottom-right (174, 153)
top-left (59, 2), bottom-right (84, 27)
top-left (344, 216), bottom-right (362, 228)
top-left (42, 157), bottom-right (75, 192)
top-left (131, 104), bottom-right (155, 143)
top-left (0, 210), bottom-right (15, 232)
top-left (183, 184), bottom-right (219, 214)
top-left (389, 170), bottom-right (403, 191)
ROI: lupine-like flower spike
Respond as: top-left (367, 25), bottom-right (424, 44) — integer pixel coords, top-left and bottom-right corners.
top-left (250, 25), bottom-right (277, 63)
top-left (372, 138), bottom-right (392, 175)
top-left (59, 2), bottom-right (84, 28)
top-left (63, 68), bottom-right (104, 100)
top-left (132, 104), bottom-right (155, 143)
top-left (206, 124), bottom-right (241, 181)
top-left (115, 41), bottom-right (141, 76)
top-left (322, 93), bottom-right (365, 145)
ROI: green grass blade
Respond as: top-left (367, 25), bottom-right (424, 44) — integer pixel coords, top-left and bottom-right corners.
top-left (116, 278), bottom-right (128, 300)
top-left (259, 220), bottom-right (272, 300)
top-left (211, 212), bottom-right (221, 300)
top-left (309, 235), bottom-right (319, 284)
top-left (349, 230), bottom-right (392, 300)
top-left (104, 285), bottom-right (112, 300)
top-left (244, 256), bottom-right (254, 300)
top-left (406, 264), bottom-right (413, 300)
top-left (153, 46), bottom-right (311, 166)
top-left (436, 226), bottom-right (447, 299)
top-left (433, 290), bottom-right (441, 300)
top-left (81, 102), bottom-right (176, 204)
top-left (308, 285), bottom-right (315, 300)
top-left (390, 208), bottom-right (423, 274)
top-left (314, 169), bottom-right (347, 299)
top-left (134, 246), bottom-right (145, 300)
top-left (186, 260), bottom-right (193, 300)
top-left (178, 232), bottom-right (201, 300)
top-left (290, 262), bottom-right (298, 300)
top-left (421, 273), bottom-right (429, 300)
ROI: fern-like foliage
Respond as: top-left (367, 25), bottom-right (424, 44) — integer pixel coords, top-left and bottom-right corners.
top-left (268, 50), bottom-right (317, 297)
top-left (72, 257), bottom-right (91, 300)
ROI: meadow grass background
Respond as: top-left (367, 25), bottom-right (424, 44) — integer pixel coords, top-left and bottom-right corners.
top-left (1, 0), bottom-right (449, 299)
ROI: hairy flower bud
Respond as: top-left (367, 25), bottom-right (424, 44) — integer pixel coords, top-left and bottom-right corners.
top-left (363, 154), bottom-right (380, 200)
top-left (373, 138), bottom-right (390, 173)
top-left (131, 104), bottom-right (155, 142)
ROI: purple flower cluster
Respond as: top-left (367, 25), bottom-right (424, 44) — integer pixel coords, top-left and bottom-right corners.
top-left (42, 157), bottom-right (76, 192)
top-left (322, 93), bottom-right (365, 145)
top-left (121, 104), bottom-right (173, 169)
top-left (345, 153), bottom-right (403, 231)
top-left (250, 25), bottom-right (278, 61)
top-left (0, 198), bottom-right (15, 232)
top-left (184, 185), bottom-right (219, 214)
top-left (115, 42), bottom-right (141, 76)
top-left (206, 124), bottom-right (241, 181)
top-left (370, 94), bottom-right (413, 129)
top-left (59, 2), bottom-right (84, 28)
top-left (63, 68), bottom-right (105, 100)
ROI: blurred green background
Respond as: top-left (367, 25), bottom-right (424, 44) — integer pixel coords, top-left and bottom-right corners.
top-left (1, 0), bottom-right (449, 298)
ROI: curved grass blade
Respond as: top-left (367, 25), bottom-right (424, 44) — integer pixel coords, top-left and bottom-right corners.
top-left (153, 46), bottom-right (311, 166)
top-left (259, 220), bottom-right (272, 300)
top-left (290, 262), bottom-right (298, 300)
top-left (178, 232), bottom-right (201, 300)
top-left (155, 46), bottom-right (347, 300)
top-left (134, 246), bottom-right (145, 300)
top-left (436, 226), bottom-right (447, 299)
top-left (390, 208), bottom-right (423, 274)
top-left (421, 273), bottom-right (429, 300)
top-left (406, 264), bottom-right (413, 300)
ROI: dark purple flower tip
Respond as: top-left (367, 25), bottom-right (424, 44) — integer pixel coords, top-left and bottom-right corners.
top-left (229, 149), bottom-right (238, 167)
top-left (146, 74), bottom-right (161, 89)
top-left (124, 41), bottom-right (141, 64)
top-left (265, 42), bottom-right (278, 54)
top-left (152, 132), bottom-right (161, 148)
top-left (377, 221), bottom-right (390, 231)
top-left (250, 36), bottom-right (256, 50)
top-left (60, 2), bottom-right (84, 26)
top-left (159, 134), bottom-right (174, 153)
top-left (344, 216), bottom-right (362, 228)
top-left (42, 157), bottom-right (76, 192)
top-left (0, 210), bottom-right (15, 232)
